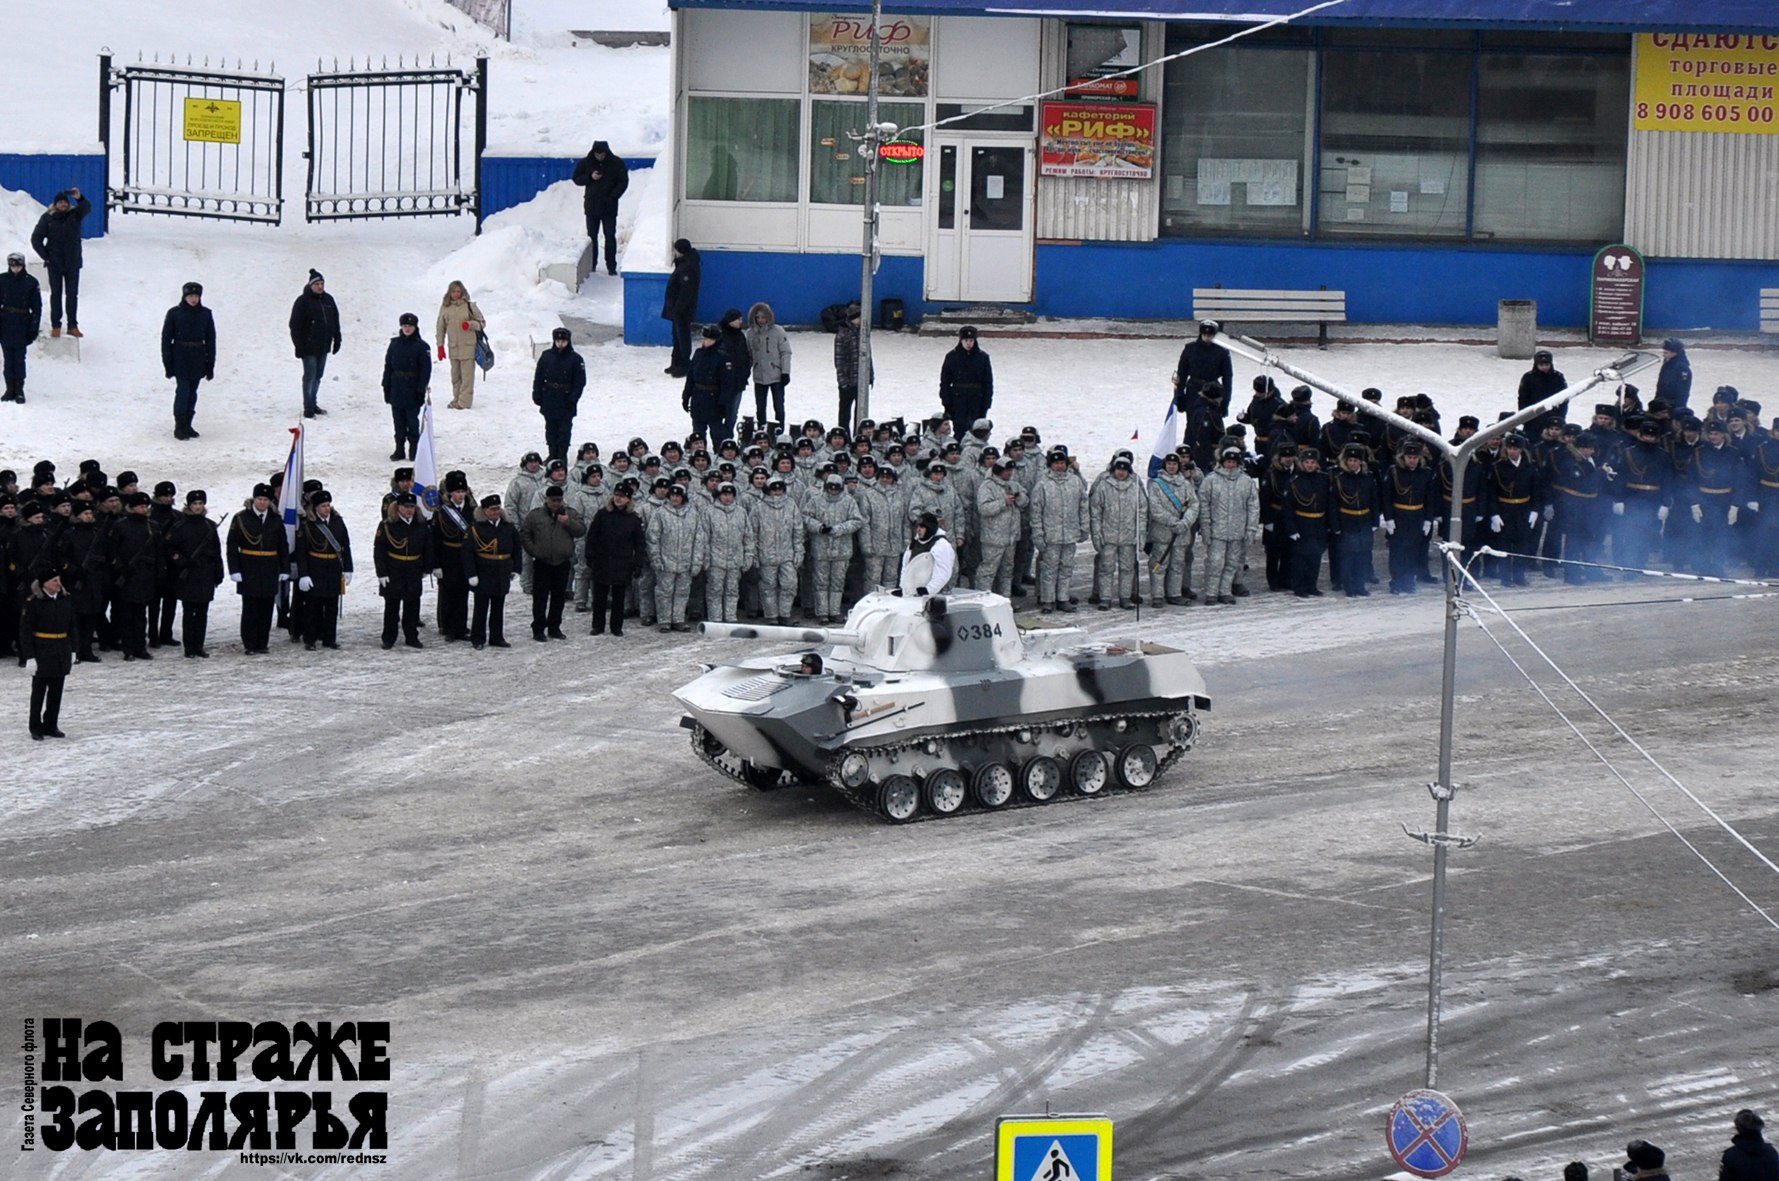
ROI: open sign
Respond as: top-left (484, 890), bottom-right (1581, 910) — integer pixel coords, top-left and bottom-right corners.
top-left (879, 139), bottom-right (926, 163)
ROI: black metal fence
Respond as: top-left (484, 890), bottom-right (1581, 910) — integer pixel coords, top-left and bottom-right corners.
top-left (101, 54), bottom-right (286, 223)
top-left (304, 57), bottom-right (487, 224)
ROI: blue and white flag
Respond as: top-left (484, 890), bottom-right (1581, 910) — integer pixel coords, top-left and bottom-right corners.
top-left (413, 403), bottom-right (440, 520)
top-left (278, 426), bottom-right (304, 553)
top-left (1146, 399), bottom-right (1180, 478)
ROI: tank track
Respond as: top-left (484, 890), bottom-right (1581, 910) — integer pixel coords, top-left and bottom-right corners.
top-left (820, 709), bottom-right (1198, 823)
top-left (688, 723), bottom-right (813, 793)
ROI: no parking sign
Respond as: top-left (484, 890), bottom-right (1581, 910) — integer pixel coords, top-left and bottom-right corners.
top-left (1387, 1089), bottom-right (1467, 1177)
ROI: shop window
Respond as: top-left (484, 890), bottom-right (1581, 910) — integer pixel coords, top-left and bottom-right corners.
top-left (1160, 45), bottom-right (1312, 236)
top-left (809, 101), bottom-right (926, 207)
top-left (1473, 53), bottom-right (1629, 242)
top-left (1317, 47), bottom-right (1472, 238)
top-left (685, 97), bottom-right (800, 203)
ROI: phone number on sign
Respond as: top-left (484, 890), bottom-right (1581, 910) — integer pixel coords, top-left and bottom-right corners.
top-left (1637, 100), bottom-right (1778, 124)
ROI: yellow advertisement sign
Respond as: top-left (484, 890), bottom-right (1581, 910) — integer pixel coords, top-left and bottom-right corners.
top-left (183, 97), bottom-right (242, 144)
top-left (1634, 33), bottom-right (1779, 134)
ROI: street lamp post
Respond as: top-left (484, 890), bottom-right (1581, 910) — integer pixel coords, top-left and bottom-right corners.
top-left (853, 0), bottom-right (885, 429)
top-left (1222, 336), bottom-right (1657, 1086)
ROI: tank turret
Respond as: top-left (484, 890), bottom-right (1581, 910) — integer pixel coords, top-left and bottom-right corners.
top-left (676, 589), bottom-right (1210, 822)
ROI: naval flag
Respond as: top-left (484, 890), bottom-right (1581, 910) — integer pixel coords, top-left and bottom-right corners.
top-left (278, 426), bottom-right (304, 554)
top-left (413, 403), bottom-right (440, 520)
top-left (1146, 398), bottom-right (1180, 478)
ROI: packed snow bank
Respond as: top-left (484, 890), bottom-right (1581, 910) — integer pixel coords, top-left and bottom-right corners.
top-left (0, 188), bottom-right (45, 250)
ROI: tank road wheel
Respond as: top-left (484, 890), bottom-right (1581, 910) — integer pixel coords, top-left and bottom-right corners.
top-left (742, 761), bottom-right (787, 791)
top-left (972, 762), bottom-right (1015, 809)
top-left (1114, 743), bottom-right (1159, 789)
top-left (1019, 755), bottom-right (1063, 803)
top-left (877, 775), bottom-right (921, 823)
top-left (1068, 750), bottom-right (1109, 796)
top-left (834, 749), bottom-right (872, 791)
top-left (923, 768), bottom-right (969, 817)
top-left (694, 723), bottom-right (727, 760)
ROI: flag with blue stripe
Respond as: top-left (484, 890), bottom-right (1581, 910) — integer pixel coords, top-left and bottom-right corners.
top-left (1147, 398), bottom-right (1180, 478)
top-left (278, 426), bottom-right (304, 554)
top-left (413, 403), bottom-right (440, 520)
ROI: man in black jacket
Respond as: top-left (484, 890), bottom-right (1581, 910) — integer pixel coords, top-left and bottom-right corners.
top-left (161, 282), bottom-right (216, 439)
top-left (382, 312), bottom-right (432, 461)
top-left (166, 490), bottom-right (223, 658)
top-left (31, 188), bottom-right (90, 338)
top-left (1719, 1109), bottom-right (1779, 1181)
top-left (572, 140), bottom-right (629, 276)
top-left (108, 492), bottom-right (161, 661)
top-left (662, 238), bottom-right (701, 377)
top-left (533, 327), bottom-right (587, 463)
top-left (227, 483), bottom-right (290, 654)
top-left (939, 326), bottom-right (994, 428)
top-left (289, 268), bottom-right (342, 418)
top-left (0, 251), bottom-right (42, 403)
top-left (20, 568), bottom-right (75, 739)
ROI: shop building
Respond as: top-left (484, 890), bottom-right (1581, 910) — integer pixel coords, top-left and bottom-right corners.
top-left (628, 1), bottom-right (1779, 338)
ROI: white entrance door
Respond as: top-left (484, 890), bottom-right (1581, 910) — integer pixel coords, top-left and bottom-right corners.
top-left (925, 136), bottom-right (1034, 304)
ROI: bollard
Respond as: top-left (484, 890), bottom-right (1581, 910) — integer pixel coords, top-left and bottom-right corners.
top-left (1497, 299), bottom-right (1537, 359)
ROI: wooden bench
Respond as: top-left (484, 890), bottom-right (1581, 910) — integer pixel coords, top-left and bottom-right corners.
top-left (1761, 288), bottom-right (1779, 335)
top-left (1193, 286), bottom-right (1347, 348)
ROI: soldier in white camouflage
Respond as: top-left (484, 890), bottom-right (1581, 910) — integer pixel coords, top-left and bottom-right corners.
top-left (504, 451), bottom-right (547, 594)
top-left (856, 464), bottom-right (908, 592)
top-left (647, 482), bottom-right (704, 631)
top-left (1030, 445), bottom-right (1089, 613)
top-left (1197, 444), bottom-right (1261, 604)
top-left (907, 460), bottom-right (963, 560)
top-left (974, 455), bottom-right (1027, 598)
top-left (749, 475), bottom-right (805, 625)
top-left (699, 481), bottom-right (753, 623)
top-left (1090, 455), bottom-right (1148, 609)
top-left (1147, 450), bottom-right (1199, 605)
top-left (804, 474), bottom-right (864, 623)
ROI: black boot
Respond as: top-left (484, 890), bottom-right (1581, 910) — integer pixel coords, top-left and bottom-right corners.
top-left (174, 416), bottom-right (191, 440)
top-left (390, 444), bottom-right (406, 461)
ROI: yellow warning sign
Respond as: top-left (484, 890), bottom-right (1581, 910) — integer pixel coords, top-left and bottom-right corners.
top-left (183, 97), bottom-right (242, 144)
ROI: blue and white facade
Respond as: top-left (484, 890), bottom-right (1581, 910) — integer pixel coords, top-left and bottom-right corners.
top-left (648, 0), bottom-right (1779, 336)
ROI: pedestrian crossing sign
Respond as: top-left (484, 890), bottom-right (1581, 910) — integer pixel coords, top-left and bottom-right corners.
top-left (996, 1116), bottom-right (1113, 1181)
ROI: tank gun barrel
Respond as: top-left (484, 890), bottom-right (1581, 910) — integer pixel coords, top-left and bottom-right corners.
top-left (699, 621), bottom-right (865, 647)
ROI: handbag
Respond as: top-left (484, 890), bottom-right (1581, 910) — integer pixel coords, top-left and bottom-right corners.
top-left (474, 330), bottom-right (495, 373)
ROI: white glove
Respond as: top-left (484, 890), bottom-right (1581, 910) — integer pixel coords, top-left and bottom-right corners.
top-left (1289, 532), bottom-right (1301, 542)
top-left (1748, 501), bottom-right (1760, 512)
top-left (231, 572), bottom-right (244, 583)
top-left (278, 572), bottom-right (290, 582)
top-left (1612, 502), bottom-right (1625, 516)
top-left (1601, 464), bottom-right (1617, 480)
top-left (1691, 504), bottom-right (1704, 524)
top-left (1422, 520), bottom-right (1433, 537)
top-left (1542, 506), bottom-right (1555, 523)
top-left (343, 573), bottom-right (353, 587)
top-left (1383, 519), bottom-right (1396, 536)
top-left (378, 576), bottom-right (390, 589)
top-left (1527, 510), bottom-right (1539, 528)
top-left (1728, 505), bottom-right (1739, 526)
top-left (1263, 523), bottom-right (1273, 534)
top-left (468, 576), bottom-right (480, 588)
top-left (1490, 514), bottom-right (1504, 532)
top-left (1658, 505), bottom-right (1670, 522)
top-left (298, 576), bottom-right (314, 591)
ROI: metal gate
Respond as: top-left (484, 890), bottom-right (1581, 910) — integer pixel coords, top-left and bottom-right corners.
top-left (305, 58), bottom-right (487, 224)
top-left (101, 54), bottom-right (286, 223)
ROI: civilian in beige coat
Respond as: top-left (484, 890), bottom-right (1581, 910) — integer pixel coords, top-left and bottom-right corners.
top-left (436, 280), bottom-right (487, 409)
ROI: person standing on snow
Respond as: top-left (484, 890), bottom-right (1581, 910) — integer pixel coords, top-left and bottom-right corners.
top-left (289, 268), bottom-right (341, 419)
top-left (30, 188), bottom-right (90, 339)
top-left (0, 251), bottom-right (43, 403)
top-left (939, 326), bottom-right (993, 428)
top-left (746, 301), bottom-right (792, 428)
top-left (381, 312), bottom-right (432, 462)
top-left (572, 140), bottom-right (629, 276)
top-left (532, 327), bottom-right (586, 464)
top-left (662, 239), bottom-right (701, 378)
top-left (436, 279), bottom-right (486, 410)
top-left (159, 281), bottom-right (215, 439)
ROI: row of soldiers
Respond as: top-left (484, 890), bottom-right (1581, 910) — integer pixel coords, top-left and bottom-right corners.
top-left (11, 387), bottom-right (1779, 665)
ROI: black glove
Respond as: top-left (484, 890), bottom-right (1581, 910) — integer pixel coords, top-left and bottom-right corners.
top-left (821, 524), bottom-right (832, 534)
top-left (915, 587), bottom-right (929, 596)
top-left (780, 373), bottom-right (790, 387)
top-left (681, 395), bottom-right (690, 412)
top-left (890, 588), bottom-right (903, 597)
